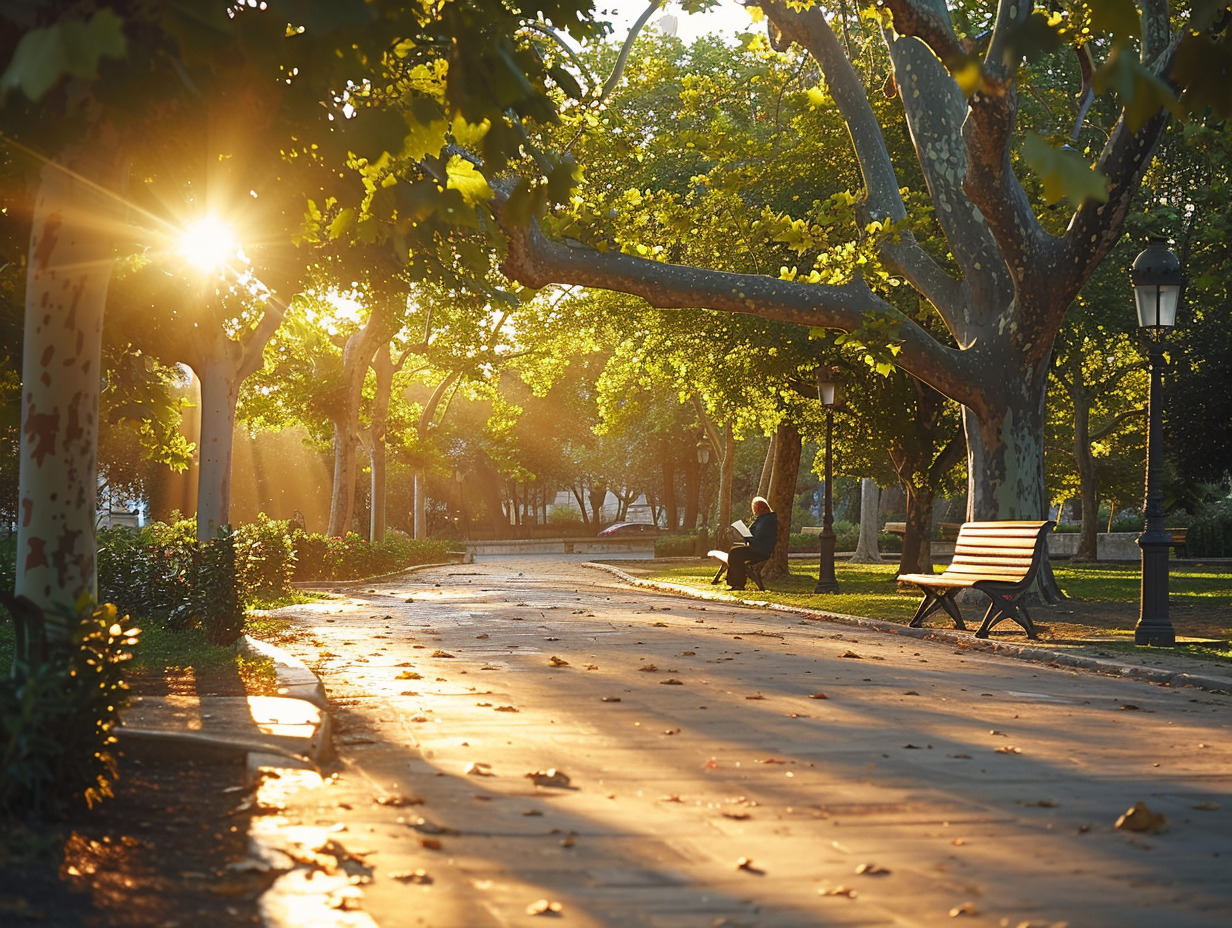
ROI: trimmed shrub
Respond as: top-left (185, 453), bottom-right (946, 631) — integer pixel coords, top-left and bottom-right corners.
top-left (0, 602), bottom-right (138, 820)
top-left (1189, 501), bottom-right (1232, 557)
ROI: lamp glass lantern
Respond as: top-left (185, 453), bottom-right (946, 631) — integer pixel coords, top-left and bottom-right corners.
top-left (1131, 240), bottom-right (1183, 333)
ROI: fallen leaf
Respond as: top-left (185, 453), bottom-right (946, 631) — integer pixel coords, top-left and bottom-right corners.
top-left (808, 692), bottom-right (829, 699)
top-left (948, 753), bottom-right (973, 759)
top-left (559, 831), bottom-right (577, 848)
top-left (903, 744), bottom-right (922, 750)
top-left (951, 838), bottom-right (966, 846)
top-left (660, 678), bottom-right (685, 685)
top-left (410, 715), bottom-right (430, 723)
top-left (601, 696), bottom-right (622, 703)
top-left (1119, 704), bottom-right (1140, 711)
top-left (475, 633), bottom-right (489, 639)
top-left (390, 869), bottom-right (434, 884)
top-left (989, 729), bottom-right (1007, 736)
top-left (494, 705), bottom-right (519, 712)
top-left (465, 762), bottom-right (495, 777)
top-left (1115, 801), bottom-right (1168, 834)
top-left (758, 757), bottom-right (786, 765)
top-left (639, 664), bottom-right (659, 672)
top-left (722, 810), bottom-right (751, 820)
top-left (419, 837), bottom-right (443, 850)
top-left (1019, 798), bottom-right (1059, 808)
top-left (949, 901), bottom-right (978, 917)
top-left (526, 899), bottom-right (563, 916)
top-left (522, 809), bottom-right (543, 816)
top-left (745, 693), bottom-right (766, 700)
top-left (374, 795), bottom-right (424, 807)
top-left (904, 690), bottom-right (920, 696)
top-left (431, 650), bottom-right (455, 658)
top-left (818, 886), bottom-right (857, 897)
top-left (679, 651), bottom-right (696, 656)
top-left (651, 621), bottom-right (669, 627)
top-left (526, 769), bottom-right (572, 788)
top-left (396, 671), bottom-right (423, 680)
top-left (855, 863), bottom-right (890, 875)
top-left (548, 655), bottom-right (569, 667)
top-left (736, 857), bottom-right (764, 874)
top-left (995, 746), bottom-right (1022, 754)
top-left (839, 650), bottom-right (863, 659)
top-left (664, 727), bottom-right (681, 735)
top-left (585, 664), bottom-right (599, 670)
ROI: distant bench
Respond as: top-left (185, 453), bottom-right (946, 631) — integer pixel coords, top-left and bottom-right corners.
top-left (897, 520), bottom-right (1054, 639)
top-left (882, 521), bottom-right (962, 541)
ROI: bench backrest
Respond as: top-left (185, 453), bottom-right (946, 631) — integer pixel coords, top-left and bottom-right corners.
top-left (944, 521), bottom-right (1055, 583)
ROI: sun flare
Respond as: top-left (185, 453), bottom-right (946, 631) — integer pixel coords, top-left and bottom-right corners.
top-left (180, 216), bottom-right (239, 272)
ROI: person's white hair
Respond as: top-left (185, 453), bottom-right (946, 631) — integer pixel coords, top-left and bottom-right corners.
top-left (752, 496), bottom-right (770, 510)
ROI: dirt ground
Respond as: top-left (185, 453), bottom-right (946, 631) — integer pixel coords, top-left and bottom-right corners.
top-left (0, 667), bottom-right (262, 928)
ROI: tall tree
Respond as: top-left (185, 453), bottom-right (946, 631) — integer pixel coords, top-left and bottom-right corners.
top-left (498, 0), bottom-right (1229, 533)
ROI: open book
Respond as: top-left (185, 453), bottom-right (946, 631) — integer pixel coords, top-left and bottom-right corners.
top-left (730, 519), bottom-right (753, 541)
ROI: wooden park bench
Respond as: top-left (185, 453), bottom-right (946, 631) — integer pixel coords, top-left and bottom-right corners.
top-left (1168, 527), bottom-right (1188, 558)
top-left (707, 548), bottom-right (768, 591)
top-left (898, 520), bottom-right (1054, 639)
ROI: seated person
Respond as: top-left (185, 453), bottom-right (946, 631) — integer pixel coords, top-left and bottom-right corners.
top-left (726, 496), bottom-right (778, 590)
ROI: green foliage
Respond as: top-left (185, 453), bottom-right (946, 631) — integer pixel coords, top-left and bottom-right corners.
top-left (288, 529), bottom-right (453, 582)
top-left (655, 533), bottom-right (700, 558)
top-left (234, 514), bottom-right (297, 601)
top-left (0, 601), bottom-right (138, 821)
top-left (1189, 501), bottom-right (1232, 558)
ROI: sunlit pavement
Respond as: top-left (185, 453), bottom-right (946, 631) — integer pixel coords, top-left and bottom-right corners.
top-left (260, 558), bottom-right (1232, 928)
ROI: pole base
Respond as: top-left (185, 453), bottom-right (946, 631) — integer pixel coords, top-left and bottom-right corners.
top-left (1134, 624), bottom-right (1176, 647)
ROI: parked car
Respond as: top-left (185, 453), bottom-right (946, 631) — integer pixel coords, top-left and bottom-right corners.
top-left (597, 522), bottom-right (662, 537)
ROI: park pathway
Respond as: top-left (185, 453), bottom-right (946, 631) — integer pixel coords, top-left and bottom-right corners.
top-left (262, 558), bottom-right (1232, 928)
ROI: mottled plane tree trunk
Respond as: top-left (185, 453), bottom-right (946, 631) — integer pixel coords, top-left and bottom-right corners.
top-left (16, 150), bottom-right (123, 643)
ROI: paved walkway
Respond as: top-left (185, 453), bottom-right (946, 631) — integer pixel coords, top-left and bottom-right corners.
top-left (220, 558), bottom-right (1232, 928)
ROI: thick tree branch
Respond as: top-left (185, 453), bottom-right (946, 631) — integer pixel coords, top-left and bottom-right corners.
top-left (499, 204), bottom-right (984, 412)
top-left (759, 1), bottom-right (966, 326)
top-left (1088, 406), bottom-right (1145, 443)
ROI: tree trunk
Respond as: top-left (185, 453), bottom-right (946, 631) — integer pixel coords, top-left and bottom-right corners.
top-left (763, 421), bottom-right (801, 580)
top-left (757, 433), bottom-right (776, 499)
top-left (962, 367), bottom-right (1049, 523)
top-left (850, 477), bottom-right (882, 563)
top-left (412, 471), bottom-right (426, 538)
top-left (369, 346), bottom-right (393, 543)
top-left (16, 154), bottom-right (120, 636)
top-left (899, 483), bottom-right (935, 575)
top-left (194, 357), bottom-right (241, 543)
top-left (1073, 399), bottom-right (1099, 561)
top-left (682, 456), bottom-right (700, 529)
top-left (661, 461), bottom-right (677, 530)
top-left (717, 424), bottom-right (734, 549)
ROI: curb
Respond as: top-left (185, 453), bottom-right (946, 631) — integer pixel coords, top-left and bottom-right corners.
top-left (582, 561), bottom-right (1232, 696)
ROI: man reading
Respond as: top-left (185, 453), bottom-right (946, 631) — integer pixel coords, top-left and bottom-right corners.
top-left (725, 496), bottom-right (778, 590)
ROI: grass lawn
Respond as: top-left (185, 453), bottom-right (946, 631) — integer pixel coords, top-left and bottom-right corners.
top-left (626, 558), bottom-right (1232, 661)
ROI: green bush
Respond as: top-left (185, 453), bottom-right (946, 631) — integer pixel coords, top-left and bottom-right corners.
top-left (289, 528), bottom-right (452, 581)
top-left (655, 533), bottom-right (700, 558)
top-left (1189, 501), bottom-right (1232, 557)
top-left (548, 505), bottom-right (582, 525)
top-left (234, 514), bottom-right (296, 600)
top-left (0, 601), bottom-right (138, 820)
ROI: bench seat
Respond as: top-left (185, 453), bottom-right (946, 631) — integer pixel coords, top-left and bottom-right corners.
top-left (707, 548), bottom-right (768, 591)
top-left (898, 520), bottom-right (1054, 639)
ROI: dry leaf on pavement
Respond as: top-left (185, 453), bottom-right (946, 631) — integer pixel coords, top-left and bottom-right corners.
top-left (949, 902), bottom-right (978, 917)
top-left (808, 692), bottom-right (829, 699)
top-left (855, 863), bottom-right (890, 875)
top-left (995, 745), bottom-right (1022, 754)
top-left (818, 886), bottom-right (857, 897)
top-left (465, 762), bottom-right (495, 777)
top-left (660, 678), bottom-right (685, 685)
top-left (526, 899), bottom-right (563, 916)
top-left (548, 655), bottom-right (569, 666)
top-left (526, 769), bottom-right (572, 788)
top-left (736, 857), bottom-right (764, 874)
top-left (1115, 801), bottom-right (1169, 834)
top-left (390, 869), bottom-right (433, 884)
top-left (431, 650), bottom-right (455, 658)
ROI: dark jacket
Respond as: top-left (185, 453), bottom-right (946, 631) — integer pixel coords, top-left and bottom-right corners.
top-left (747, 511), bottom-right (778, 558)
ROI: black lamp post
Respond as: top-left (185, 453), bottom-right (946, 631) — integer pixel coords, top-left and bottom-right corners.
top-left (696, 440), bottom-right (711, 551)
top-left (815, 368), bottom-right (841, 594)
top-left (1130, 239), bottom-right (1183, 647)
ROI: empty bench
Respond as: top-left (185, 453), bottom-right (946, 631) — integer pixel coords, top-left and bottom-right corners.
top-left (898, 520), bottom-right (1054, 639)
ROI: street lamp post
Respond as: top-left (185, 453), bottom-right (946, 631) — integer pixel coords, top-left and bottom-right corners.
top-left (1130, 239), bottom-right (1183, 647)
top-left (696, 440), bottom-right (711, 553)
top-left (815, 368), bottom-right (841, 594)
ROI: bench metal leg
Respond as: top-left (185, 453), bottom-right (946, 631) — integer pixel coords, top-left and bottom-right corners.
top-left (710, 562), bottom-right (727, 585)
top-left (908, 589), bottom-right (967, 631)
top-left (974, 593), bottom-right (1037, 639)
top-left (747, 561), bottom-right (766, 592)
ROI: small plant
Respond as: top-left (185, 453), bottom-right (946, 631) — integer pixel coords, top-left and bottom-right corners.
top-left (0, 599), bottom-right (139, 820)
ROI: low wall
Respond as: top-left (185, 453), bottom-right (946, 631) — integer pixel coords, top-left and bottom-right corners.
top-left (464, 537), bottom-right (656, 557)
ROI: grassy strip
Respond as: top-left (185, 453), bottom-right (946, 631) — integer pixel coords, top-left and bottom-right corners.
top-left (631, 559), bottom-right (1232, 660)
